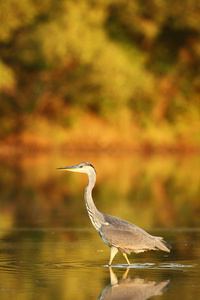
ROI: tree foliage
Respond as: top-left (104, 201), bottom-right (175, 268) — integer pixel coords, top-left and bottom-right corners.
top-left (0, 0), bottom-right (200, 145)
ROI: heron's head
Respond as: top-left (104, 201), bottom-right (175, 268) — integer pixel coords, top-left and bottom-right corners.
top-left (57, 162), bottom-right (96, 174)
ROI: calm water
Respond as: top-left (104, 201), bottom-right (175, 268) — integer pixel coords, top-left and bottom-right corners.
top-left (0, 228), bottom-right (199, 299)
top-left (0, 153), bottom-right (200, 299)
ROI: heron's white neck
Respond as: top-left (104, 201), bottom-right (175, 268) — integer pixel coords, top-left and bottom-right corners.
top-left (84, 169), bottom-right (103, 231)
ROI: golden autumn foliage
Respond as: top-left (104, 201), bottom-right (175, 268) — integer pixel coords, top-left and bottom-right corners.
top-left (0, 0), bottom-right (200, 151)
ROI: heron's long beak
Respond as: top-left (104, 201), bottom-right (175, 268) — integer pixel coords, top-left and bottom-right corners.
top-left (57, 166), bottom-right (77, 172)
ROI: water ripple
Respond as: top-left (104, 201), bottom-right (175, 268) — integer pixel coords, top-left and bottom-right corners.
top-left (104, 262), bottom-right (196, 270)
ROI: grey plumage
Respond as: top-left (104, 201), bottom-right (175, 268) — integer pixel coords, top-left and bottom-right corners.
top-left (58, 162), bottom-right (171, 266)
top-left (101, 214), bottom-right (170, 254)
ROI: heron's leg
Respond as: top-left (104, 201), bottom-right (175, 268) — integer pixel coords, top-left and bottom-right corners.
top-left (109, 247), bottom-right (118, 266)
top-left (122, 253), bottom-right (130, 266)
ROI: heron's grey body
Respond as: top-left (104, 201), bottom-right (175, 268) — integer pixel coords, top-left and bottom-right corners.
top-left (58, 162), bottom-right (171, 265)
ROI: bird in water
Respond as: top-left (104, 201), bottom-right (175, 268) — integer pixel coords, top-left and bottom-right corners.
top-left (57, 162), bottom-right (171, 266)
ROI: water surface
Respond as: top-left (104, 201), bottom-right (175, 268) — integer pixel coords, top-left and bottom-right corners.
top-left (0, 227), bottom-right (199, 299)
top-left (0, 153), bottom-right (200, 299)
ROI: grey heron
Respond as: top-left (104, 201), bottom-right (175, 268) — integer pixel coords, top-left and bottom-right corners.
top-left (57, 162), bottom-right (171, 266)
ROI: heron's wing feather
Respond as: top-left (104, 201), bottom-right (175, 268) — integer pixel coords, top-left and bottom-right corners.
top-left (104, 214), bottom-right (148, 232)
top-left (101, 214), bottom-right (170, 253)
top-left (101, 226), bottom-right (154, 253)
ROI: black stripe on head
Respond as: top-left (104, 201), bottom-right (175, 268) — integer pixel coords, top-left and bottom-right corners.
top-left (82, 162), bottom-right (96, 173)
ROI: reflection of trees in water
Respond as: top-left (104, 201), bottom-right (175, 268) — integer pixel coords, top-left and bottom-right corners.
top-left (0, 154), bottom-right (200, 230)
top-left (99, 267), bottom-right (170, 300)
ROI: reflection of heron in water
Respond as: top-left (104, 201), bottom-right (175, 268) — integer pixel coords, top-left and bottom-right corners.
top-left (58, 162), bottom-right (171, 266)
top-left (98, 267), bottom-right (170, 300)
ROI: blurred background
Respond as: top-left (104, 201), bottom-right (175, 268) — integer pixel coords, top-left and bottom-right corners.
top-left (0, 0), bottom-right (200, 153)
top-left (0, 2), bottom-right (200, 298)
top-left (0, 0), bottom-right (200, 230)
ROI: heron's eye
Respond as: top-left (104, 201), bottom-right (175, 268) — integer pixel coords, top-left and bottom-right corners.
top-left (79, 165), bottom-right (83, 168)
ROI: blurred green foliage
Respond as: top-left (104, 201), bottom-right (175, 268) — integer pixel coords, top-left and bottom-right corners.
top-left (0, 0), bottom-right (200, 144)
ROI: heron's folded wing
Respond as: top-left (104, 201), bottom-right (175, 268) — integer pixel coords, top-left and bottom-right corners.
top-left (101, 224), bottom-right (156, 253)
